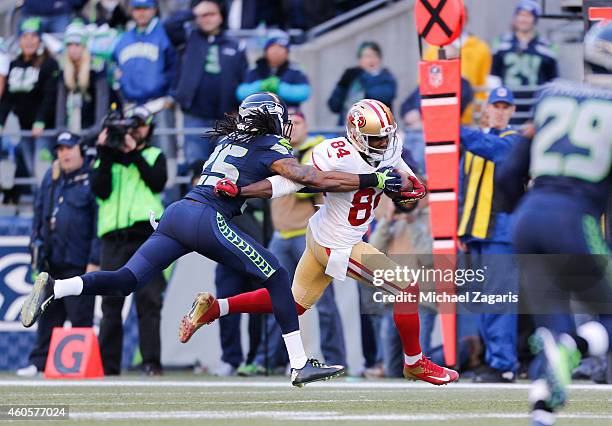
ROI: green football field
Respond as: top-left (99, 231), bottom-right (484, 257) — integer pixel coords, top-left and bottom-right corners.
top-left (0, 374), bottom-right (611, 425)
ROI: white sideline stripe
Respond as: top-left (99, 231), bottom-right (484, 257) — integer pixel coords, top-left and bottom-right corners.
top-left (425, 145), bottom-right (457, 154)
top-left (1, 379), bottom-right (612, 391)
top-left (68, 411), bottom-right (612, 421)
top-left (421, 97), bottom-right (458, 107)
top-left (67, 399), bottom-right (382, 406)
top-left (429, 192), bottom-right (456, 202)
top-left (0, 236), bottom-right (29, 246)
top-left (0, 322), bottom-right (37, 331)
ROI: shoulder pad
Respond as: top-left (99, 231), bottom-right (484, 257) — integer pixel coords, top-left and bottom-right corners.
top-left (262, 135), bottom-right (293, 155)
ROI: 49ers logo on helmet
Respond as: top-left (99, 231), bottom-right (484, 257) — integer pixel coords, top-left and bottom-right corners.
top-left (349, 110), bottom-right (366, 128)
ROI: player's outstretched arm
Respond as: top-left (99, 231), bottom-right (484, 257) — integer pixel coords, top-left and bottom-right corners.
top-left (217, 158), bottom-right (403, 199)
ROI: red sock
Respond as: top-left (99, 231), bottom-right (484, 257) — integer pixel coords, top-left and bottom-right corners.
top-left (227, 288), bottom-right (307, 316)
top-left (393, 286), bottom-right (421, 357)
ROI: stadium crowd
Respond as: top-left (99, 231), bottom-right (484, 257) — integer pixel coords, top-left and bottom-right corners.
top-left (1, 0), bottom-right (610, 389)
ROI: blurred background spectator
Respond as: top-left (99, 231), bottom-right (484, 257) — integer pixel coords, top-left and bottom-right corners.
top-left (113, 0), bottom-right (176, 106)
top-left (237, 31), bottom-right (310, 107)
top-left (166, 0), bottom-right (247, 163)
top-left (327, 41), bottom-right (396, 125)
top-left (20, 0), bottom-right (88, 34)
top-left (0, 17), bottom-right (59, 202)
top-left (491, 0), bottom-right (558, 124)
top-left (56, 21), bottom-right (110, 134)
top-left (17, 132), bottom-right (98, 377)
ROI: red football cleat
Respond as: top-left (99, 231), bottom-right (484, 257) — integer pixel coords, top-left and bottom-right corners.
top-left (403, 356), bottom-right (459, 386)
top-left (178, 292), bottom-right (220, 343)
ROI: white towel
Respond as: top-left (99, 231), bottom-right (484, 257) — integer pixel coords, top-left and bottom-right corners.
top-left (325, 247), bottom-right (352, 281)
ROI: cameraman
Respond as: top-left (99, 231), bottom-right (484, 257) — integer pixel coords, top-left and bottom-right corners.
top-left (93, 106), bottom-right (168, 376)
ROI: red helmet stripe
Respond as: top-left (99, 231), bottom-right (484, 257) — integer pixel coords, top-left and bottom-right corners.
top-left (362, 100), bottom-right (387, 128)
top-left (371, 99), bottom-right (393, 125)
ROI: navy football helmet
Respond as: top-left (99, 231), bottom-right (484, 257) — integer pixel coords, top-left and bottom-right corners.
top-left (238, 92), bottom-right (292, 140)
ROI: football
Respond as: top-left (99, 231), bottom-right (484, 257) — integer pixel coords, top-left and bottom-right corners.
top-left (384, 169), bottom-right (414, 200)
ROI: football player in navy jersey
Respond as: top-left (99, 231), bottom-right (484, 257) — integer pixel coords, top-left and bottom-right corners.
top-left (497, 22), bottom-right (612, 426)
top-left (20, 92), bottom-right (403, 386)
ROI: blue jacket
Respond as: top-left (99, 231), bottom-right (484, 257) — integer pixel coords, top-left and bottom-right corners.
top-left (328, 67), bottom-right (396, 125)
top-left (165, 10), bottom-right (248, 118)
top-left (32, 163), bottom-right (100, 269)
top-left (236, 58), bottom-right (310, 106)
top-left (24, 0), bottom-right (87, 16)
top-left (113, 18), bottom-right (177, 104)
top-left (458, 126), bottom-right (525, 244)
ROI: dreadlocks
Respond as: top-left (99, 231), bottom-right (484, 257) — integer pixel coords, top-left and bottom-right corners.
top-left (206, 109), bottom-right (283, 145)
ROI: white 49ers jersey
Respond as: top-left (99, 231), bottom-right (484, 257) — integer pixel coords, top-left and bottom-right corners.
top-left (308, 136), bottom-right (403, 250)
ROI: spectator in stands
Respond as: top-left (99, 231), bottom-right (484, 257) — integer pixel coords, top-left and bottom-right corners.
top-left (236, 31), bottom-right (310, 107)
top-left (17, 132), bottom-right (99, 377)
top-left (238, 109), bottom-right (347, 376)
top-left (458, 87), bottom-right (525, 383)
top-left (93, 106), bottom-right (168, 376)
top-left (113, 0), bottom-right (177, 106)
top-left (165, 0), bottom-right (247, 163)
top-left (113, 0), bottom-right (176, 105)
top-left (491, 0), bottom-right (558, 123)
top-left (0, 18), bottom-right (59, 190)
top-left (20, 0), bottom-right (88, 33)
top-left (328, 41), bottom-right (396, 125)
top-left (423, 9), bottom-right (491, 124)
top-left (56, 21), bottom-right (110, 134)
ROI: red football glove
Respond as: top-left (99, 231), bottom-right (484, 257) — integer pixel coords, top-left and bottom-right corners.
top-left (214, 178), bottom-right (241, 198)
top-left (396, 175), bottom-right (427, 204)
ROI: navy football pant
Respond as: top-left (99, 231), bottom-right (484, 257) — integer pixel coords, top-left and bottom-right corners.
top-left (80, 199), bottom-right (299, 335)
top-left (513, 193), bottom-right (612, 341)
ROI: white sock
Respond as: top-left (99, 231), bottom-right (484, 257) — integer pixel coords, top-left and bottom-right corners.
top-left (282, 330), bottom-right (308, 369)
top-left (404, 352), bottom-right (422, 366)
top-left (578, 321), bottom-right (609, 357)
top-left (53, 277), bottom-right (83, 299)
top-left (218, 298), bottom-right (229, 317)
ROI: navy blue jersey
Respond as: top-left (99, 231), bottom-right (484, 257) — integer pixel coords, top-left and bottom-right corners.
top-left (186, 134), bottom-right (294, 218)
top-left (491, 32), bottom-right (559, 124)
top-left (491, 33), bottom-right (559, 87)
top-left (499, 80), bottom-right (612, 215)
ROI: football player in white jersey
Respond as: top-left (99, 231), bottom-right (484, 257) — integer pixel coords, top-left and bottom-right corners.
top-left (180, 99), bottom-right (459, 385)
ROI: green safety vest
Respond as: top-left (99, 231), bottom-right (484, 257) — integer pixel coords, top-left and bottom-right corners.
top-left (94, 146), bottom-right (164, 237)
